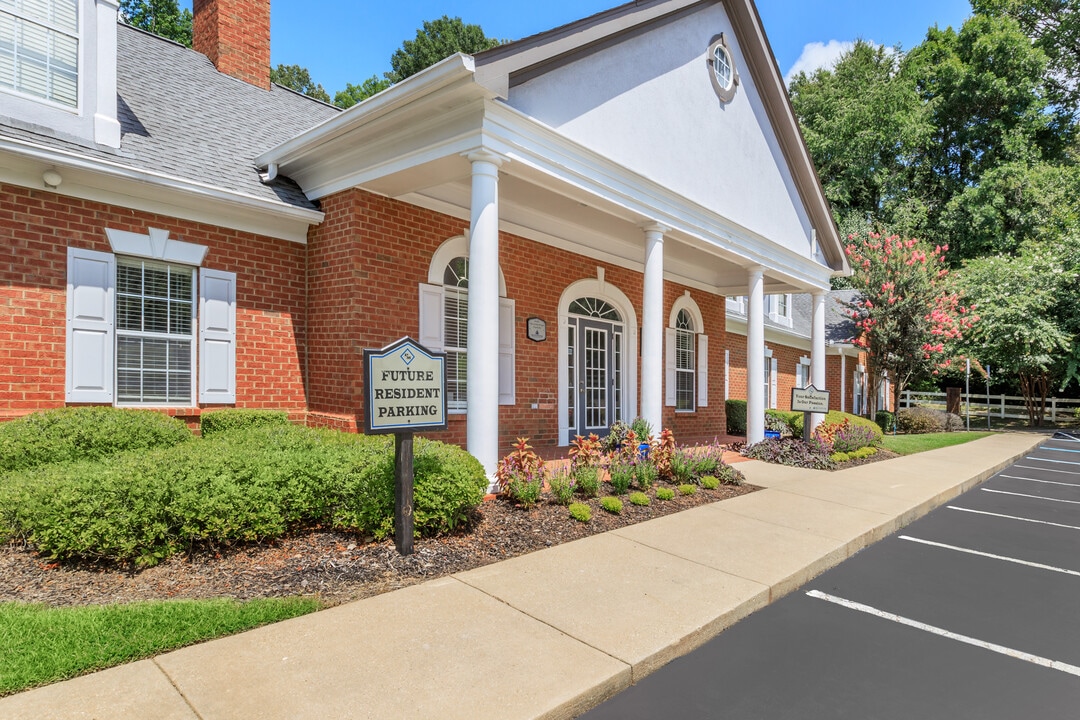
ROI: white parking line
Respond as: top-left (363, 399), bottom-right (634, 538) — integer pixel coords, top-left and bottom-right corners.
top-left (982, 488), bottom-right (1080, 505)
top-left (1015, 464), bottom-right (1080, 476)
top-left (948, 505), bottom-right (1080, 531)
top-left (1043, 447), bottom-right (1080, 454)
top-left (899, 535), bottom-right (1080, 578)
top-left (1025, 456), bottom-right (1080, 466)
top-left (806, 590), bottom-right (1080, 677)
top-left (998, 473), bottom-right (1080, 488)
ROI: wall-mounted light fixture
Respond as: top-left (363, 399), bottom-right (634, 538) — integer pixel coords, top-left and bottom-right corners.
top-left (42, 169), bottom-right (63, 188)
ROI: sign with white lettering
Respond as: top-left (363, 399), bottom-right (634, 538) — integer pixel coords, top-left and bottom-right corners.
top-left (364, 337), bottom-right (447, 434)
top-left (791, 384), bottom-right (831, 414)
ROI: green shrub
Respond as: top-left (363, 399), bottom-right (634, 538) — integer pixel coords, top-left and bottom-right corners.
top-left (600, 496), bottom-right (623, 514)
top-left (630, 417), bottom-right (653, 441)
top-left (764, 411), bottom-right (793, 437)
top-left (0, 407), bottom-right (192, 472)
top-left (669, 449), bottom-right (695, 485)
top-left (548, 470), bottom-right (575, 506)
top-left (768, 410), bottom-right (801, 436)
top-left (608, 461), bottom-right (633, 495)
top-left (678, 484), bottom-right (697, 496)
top-left (875, 411), bottom-right (895, 433)
top-left (896, 407), bottom-right (962, 434)
top-left (743, 437), bottom-right (835, 470)
top-left (505, 476), bottom-right (542, 508)
top-left (830, 451), bottom-right (851, 463)
top-left (701, 476), bottom-right (720, 490)
top-left (852, 446), bottom-right (878, 459)
top-left (790, 411), bottom-right (884, 443)
top-left (634, 461), bottom-right (658, 490)
top-left (568, 502), bottom-right (591, 522)
top-left (628, 491), bottom-right (650, 506)
top-left (0, 425), bottom-right (486, 566)
top-left (656, 487), bottom-right (675, 501)
top-left (1074, 407), bottom-right (1080, 426)
top-left (200, 409), bottom-right (290, 438)
top-left (574, 466), bottom-right (600, 498)
top-left (726, 399), bottom-right (747, 434)
top-left (714, 464), bottom-right (745, 486)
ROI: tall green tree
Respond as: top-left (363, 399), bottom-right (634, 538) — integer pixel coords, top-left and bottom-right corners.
top-left (270, 64), bottom-right (331, 103)
top-left (973, 0), bottom-right (1080, 118)
top-left (386, 16), bottom-right (500, 83)
top-left (958, 240), bottom-right (1080, 424)
top-left (334, 76), bottom-right (393, 109)
top-left (120, 0), bottom-right (193, 47)
top-left (788, 41), bottom-right (922, 224)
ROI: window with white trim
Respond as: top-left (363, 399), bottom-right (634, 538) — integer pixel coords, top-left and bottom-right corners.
top-left (796, 356), bottom-right (811, 390)
top-left (0, 0), bottom-right (79, 107)
top-left (66, 229), bottom-right (236, 407)
top-left (674, 310), bottom-right (695, 412)
top-left (418, 237), bottom-right (515, 412)
top-left (116, 259), bottom-right (195, 405)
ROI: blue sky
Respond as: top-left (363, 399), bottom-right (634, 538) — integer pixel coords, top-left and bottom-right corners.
top-left (185, 1), bottom-right (974, 95)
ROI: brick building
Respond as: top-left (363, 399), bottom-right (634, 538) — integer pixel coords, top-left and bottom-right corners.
top-left (1, 0), bottom-right (849, 475)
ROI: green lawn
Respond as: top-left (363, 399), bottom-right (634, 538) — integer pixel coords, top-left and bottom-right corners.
top-left (880, 431), bottom-right (994, 456)
top-left (0, 597), bottom-right (321, 697)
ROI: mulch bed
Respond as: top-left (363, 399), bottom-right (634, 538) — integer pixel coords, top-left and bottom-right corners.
top-left (0, 483), bottom-right (758, 609)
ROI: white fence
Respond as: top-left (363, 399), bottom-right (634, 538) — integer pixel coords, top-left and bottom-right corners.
top-left (900, 390), bottom-right (1080, 423)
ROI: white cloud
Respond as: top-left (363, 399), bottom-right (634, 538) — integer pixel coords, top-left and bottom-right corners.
top-left (784, 40), bottom-right (854, 86)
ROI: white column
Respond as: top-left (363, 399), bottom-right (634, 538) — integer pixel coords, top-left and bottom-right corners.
top-left (746, 266), bottom-right (765, 444)
top-left (810, 289), bottom-right (827, 437)
top-left (465, 150), bottom-right (504, 478)
top-left (840, 353), bottom-right (847, 414)
top-left (640, 223), bottom-right (667, 435)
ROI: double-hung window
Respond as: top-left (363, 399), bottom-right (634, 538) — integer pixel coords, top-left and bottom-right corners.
top-left (66, 233), bottom-right (237, 407)
top-left (442, 257), bottom-right (469, 411)
top-left (0, 0), bottom-right (79, 107)
top-left (674, 310), bottom-right (695, 412)
top-left (665, 295), bottom-right (708, 411)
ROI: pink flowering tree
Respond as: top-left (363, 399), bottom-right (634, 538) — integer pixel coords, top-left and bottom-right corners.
top-left (844, 231), bottom-right (977, 417)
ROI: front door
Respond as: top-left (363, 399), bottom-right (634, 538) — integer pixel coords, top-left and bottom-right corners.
top-left (570, 317), bottom-right (624, 438)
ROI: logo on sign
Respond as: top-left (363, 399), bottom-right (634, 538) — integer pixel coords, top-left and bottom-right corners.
top-left (364, 338), bottom-right (447, 434)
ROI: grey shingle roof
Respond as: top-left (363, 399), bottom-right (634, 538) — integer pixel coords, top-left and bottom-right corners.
top-left (0, 24), bottom-right (340, 210)
top-left (826, 289), bottom-right (862, 345)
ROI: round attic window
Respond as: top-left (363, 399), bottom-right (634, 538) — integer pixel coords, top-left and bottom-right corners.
top-left (708, 33), bottom-right (739, 103)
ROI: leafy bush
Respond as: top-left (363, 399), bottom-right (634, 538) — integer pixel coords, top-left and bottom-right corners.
top-left (505, 476), bottom-right (542, 508)
top-left (767, 409), bottom-right (801, 435)
top-left (896, 407), bottom-right (964, 434)
top-left (573, 466), bottom-right (600, 498)
top-left (853, 446), bottom-right (878, 458)
top-left (628, 491), bottom-right (649, 506)
top-left (0, 407), bottom-right (192, 472)
top-left (199, 409), bottom-right (290, 438)
top-left (547, 470), bottom-right (575, 506)
top-left (713, 464), bottom-right (745, 486)
top-left (726, 399), bottom-right (747, 434)
top-left (495, 437), bottom-right (545, 498)
top-left (656, 487), bottom-right (675, 501)
top-left (569, 433), bottom-right (603, 468)
top-left (830, 451), bottom-right (851, 463)
top-left (653, 429), bottom-right (677, 481)
top-left (668, 448), bottom-right (696, 485)
top-left (678, 484), bottom-right (697, 496)
top-left (600, 496), bottom-right (623, 514)
top-left (601, 422), bottom-right (631, 454)
top-left (815, 419), bottom-right (879, 453)
top-left (630, 417), bottom-right (654, 442)
top-left (608, 461), bottom-right (633, 495)
top-left (634, 461), bottom-right (658, 490)
top-left (0, 425), bottom-right (486, 566)
top-left (568, 503), bottom-right (591, 522)
top-left (1074, 407), bottom-right (1080, 426)
top-left (875, 411), bottom-right (895, 433)
top-left (764, 412), bottom-right (793, 437)
top-left (701, 476), bottom-right (720, 490)
top-left (743, 437), bottom-right (835, 470)
top-left (830, 446), bottom-right (880, 464)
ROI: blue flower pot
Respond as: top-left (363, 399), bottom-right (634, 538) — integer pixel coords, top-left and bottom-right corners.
top-left (638, 442), bottom-right (651, 461)
top-left (764, 430), bottom-right (782, 440)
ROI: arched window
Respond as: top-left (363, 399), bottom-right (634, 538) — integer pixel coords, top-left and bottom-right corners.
top-left (675, 310), bottom-right (696, 411)
top-left (418, 237), bottom-right (515, 411)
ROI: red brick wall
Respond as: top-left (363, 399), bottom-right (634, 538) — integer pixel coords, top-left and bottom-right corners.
top-left (0, 183), bottom-right (306, 421)
top-left (661, 286), bottom-right (727, 441)
top-left (723, 336), bottom-right (816, 411)
top-left (304, 189), bottom-right (730, 451)
top-left (193, 0), bottom-right (271, 90)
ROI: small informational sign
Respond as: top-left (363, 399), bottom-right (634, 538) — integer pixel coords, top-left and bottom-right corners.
top-left (363, 337), bottom-right (447, 435)
top-left (791, 384), bottom-right (831, 414)
top-left (527, 317), bottom-right (547, 342)
top-left (363, 337), bottom-right (446, 557)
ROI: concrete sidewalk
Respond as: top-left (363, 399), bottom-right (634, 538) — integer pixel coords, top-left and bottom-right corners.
top-left (0, 433), bottom-right (1043, 720)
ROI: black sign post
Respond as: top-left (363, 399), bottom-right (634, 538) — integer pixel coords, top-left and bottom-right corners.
top-left (363, 337), bottom-right (447, 556)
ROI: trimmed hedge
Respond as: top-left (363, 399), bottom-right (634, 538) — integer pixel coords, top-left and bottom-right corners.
top-left (897, 407), bottom-right (964, 434)
top-left (875, 411), bottom-right (895, 433)
top-left (200, 409), bottom-right (291, 438)
top-left (0, 425), bottom-right (486, 566)
top-left (0, 408), bottom-right (192, 473)
top-left (726, 399), bottom-right (747, 434)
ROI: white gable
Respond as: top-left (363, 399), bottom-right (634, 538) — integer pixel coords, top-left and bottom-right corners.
top-left (504, 3), bottom-right (814, 259)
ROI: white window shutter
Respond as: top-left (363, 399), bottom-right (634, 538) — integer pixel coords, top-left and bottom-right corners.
top-left (498, 298), bottom-right (516, 405)
top-left (697, 334), bottom-right (708, 407)
top-left (199, 268), bottom-right (237, 404)
top-left (66, 247), bottom-right (115, 403)
top-left (418, 283), bottom-right (443, 351)
top-left (664, 327), bottom-right (677, 407)
top-left (770, 357), bottom-right (778, 409)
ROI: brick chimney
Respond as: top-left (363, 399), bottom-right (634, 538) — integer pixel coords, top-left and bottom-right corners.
top-left (193, 0), bottom-right (271, 90)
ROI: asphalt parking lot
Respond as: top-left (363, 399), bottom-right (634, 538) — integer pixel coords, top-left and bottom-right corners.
top-left (581, 432), bottom-right (1080, 719)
